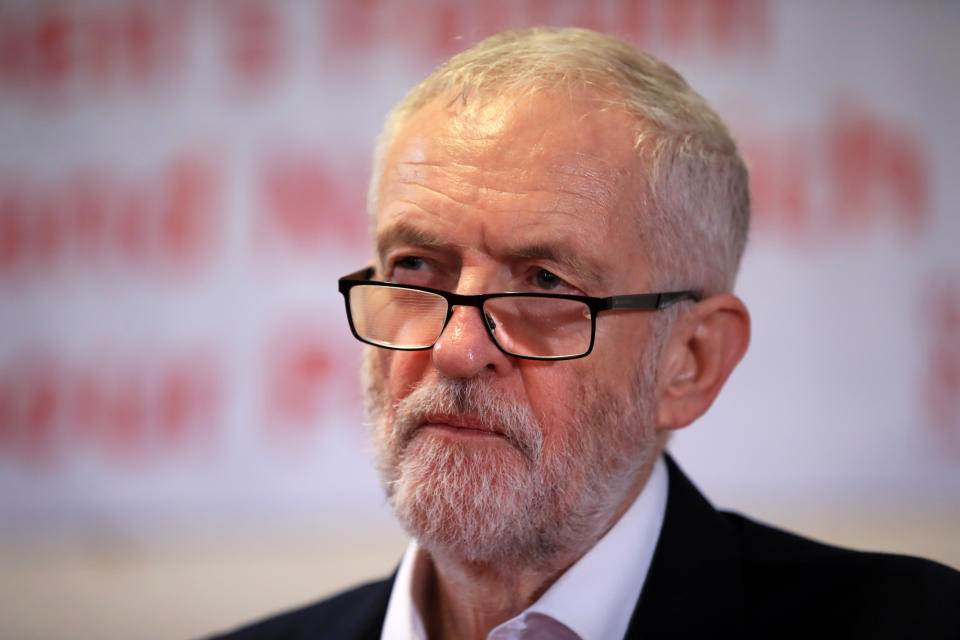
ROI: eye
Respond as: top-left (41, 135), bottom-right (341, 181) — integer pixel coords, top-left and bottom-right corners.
top-left (533, 269), bottom-right (566, 291)
top-left (389, 254), bottom-right (442, 287)
top-left (394, 256), bottom-right (425, 271)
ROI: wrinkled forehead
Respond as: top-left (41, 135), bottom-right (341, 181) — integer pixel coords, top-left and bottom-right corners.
top-left (390, 88), bottom-right (640, 170)
top-left (378, 89), bottom-right (648, 230)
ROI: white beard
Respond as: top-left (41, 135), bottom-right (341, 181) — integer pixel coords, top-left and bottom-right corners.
top-left (363, 346), bottom-right (663, 569)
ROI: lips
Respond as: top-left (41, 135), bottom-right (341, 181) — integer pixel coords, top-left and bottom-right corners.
top-left (420, 412), bottom-right (503, 436)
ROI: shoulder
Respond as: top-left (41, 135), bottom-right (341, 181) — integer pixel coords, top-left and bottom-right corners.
top-left (642, 455), bottom-right (960, 638)
top-left (204, 576), bottom-right (394, 640)
top-left (725, 511), bottom-right (960, 637)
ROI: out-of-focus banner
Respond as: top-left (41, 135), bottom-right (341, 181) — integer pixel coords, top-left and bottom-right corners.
top-left (0, 0), bottom-right (958, 544)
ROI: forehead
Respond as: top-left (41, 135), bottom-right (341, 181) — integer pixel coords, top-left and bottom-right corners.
top-left (376, 89), bottom-right (652, 288)
top-left (388, 89), bottom-right (638, 192)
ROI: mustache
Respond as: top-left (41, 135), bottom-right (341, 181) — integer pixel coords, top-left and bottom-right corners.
top-left (392, 377), bottom-right (543, 464)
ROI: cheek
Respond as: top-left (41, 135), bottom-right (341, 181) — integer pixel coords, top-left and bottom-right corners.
top-left (596, 318), bottom-right (658, 385)
top-left (518, 363), bottom-right (593, 441)
top-left (521, 354), bottom-right (644, 450)
top-left (386, 350), bottom-right (433, 402)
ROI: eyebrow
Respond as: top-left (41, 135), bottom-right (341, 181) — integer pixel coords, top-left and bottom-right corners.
top-left (376, 221), bottom-right (456, 257)
top-left (376, 220), bottom-right (604, 289)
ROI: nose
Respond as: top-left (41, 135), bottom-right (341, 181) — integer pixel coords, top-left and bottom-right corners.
top-left (431, 304), bottom-right (512, 379)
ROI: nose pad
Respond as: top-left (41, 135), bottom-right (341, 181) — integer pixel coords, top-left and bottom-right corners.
top-left (484, 311), bottom-right (496, 331)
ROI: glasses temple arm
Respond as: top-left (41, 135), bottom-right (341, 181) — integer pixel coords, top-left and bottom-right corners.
top-left (606, 291), bottom-right (699, 311)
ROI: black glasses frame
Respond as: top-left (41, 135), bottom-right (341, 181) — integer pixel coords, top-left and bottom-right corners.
top-left (338, 267), bottom-right (700, 361)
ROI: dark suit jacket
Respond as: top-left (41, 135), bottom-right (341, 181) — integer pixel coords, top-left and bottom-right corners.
top-left (208, 455), bottom-right (960, 639)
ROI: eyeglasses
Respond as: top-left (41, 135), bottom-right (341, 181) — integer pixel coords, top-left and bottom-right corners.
top-left (338, 267), bottom-right (700, 361)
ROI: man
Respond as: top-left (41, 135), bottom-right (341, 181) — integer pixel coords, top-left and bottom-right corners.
top-left (212, 27), bottom-right (960, 639)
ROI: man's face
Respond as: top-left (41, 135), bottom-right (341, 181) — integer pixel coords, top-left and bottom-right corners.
top-left (364, 90), bottom-right (668, 565)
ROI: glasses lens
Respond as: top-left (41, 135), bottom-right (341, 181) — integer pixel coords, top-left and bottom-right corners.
top-left (349, 285), bottom-right (448, 349)
top-left (483, 296), bottom-right (592, 358)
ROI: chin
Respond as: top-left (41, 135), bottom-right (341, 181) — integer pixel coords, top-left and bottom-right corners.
top-left (385, 432), bottom-right (555, 565)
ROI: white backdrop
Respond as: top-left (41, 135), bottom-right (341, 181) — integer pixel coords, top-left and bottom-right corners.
top-left (0, 3), bottom-right (958, 633)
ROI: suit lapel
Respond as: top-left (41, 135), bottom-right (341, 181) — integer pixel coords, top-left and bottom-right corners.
top-left (623, 454), bottom-right (745, 638)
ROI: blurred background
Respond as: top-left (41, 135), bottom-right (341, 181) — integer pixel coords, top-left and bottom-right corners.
top-left (0, 1), bottom-right (958, 638)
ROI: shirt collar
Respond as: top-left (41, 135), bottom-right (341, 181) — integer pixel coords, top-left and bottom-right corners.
top-left (381, 542), bottom-right (430, 640)
top-left (516, 455), bottom-right (668, 640)
top-left (381, 454), bottom-right (669, 640)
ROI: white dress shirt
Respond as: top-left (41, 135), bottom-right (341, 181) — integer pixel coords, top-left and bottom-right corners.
top-left (380, 455), bottom-right (669, 640)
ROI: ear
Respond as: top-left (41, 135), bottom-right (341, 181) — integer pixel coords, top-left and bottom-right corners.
top-left (655, 294), bottom-right (750, 431)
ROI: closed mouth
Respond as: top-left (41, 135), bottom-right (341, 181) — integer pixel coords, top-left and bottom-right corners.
top-left (420, 413), bottom-right (503, 436)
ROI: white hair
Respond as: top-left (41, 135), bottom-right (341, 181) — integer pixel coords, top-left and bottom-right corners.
top-left (367, 27), bottom-right (750, 294)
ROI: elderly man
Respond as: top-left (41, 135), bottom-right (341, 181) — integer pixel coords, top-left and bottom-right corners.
top-left (213, 27), bottom-right (959, 640)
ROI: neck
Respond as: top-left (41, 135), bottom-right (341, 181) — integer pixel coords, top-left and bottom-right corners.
top-left (421, 547), bottom-right (572, 640)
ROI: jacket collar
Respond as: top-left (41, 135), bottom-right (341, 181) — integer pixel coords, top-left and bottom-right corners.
top-left (624, 453), bottom-right (745, 637)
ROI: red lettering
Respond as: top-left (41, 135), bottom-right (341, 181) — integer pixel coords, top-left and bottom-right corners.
top-left (520, 0), bottom-right (554, 26)
top-left (262, 314), bottom-right (367, 447)
top-left (573, 2), bottom-right (604, 34)
top-left (72, 367), bottom-right (105, 442)
top-left (22, 354), bottom-right (60, 465)
top-left (116, 185), bottom-right (150, 262)
top-left (262, 154), bottom-right (335, 245)
top-left (30, 196), bottom-right (63, 270)
top-left (67, 171), bottom-right (109, 258)
top-left (123, 3), bottom-right (158, 84)
top-left (0, 10), bottom-right (28, 86)
top-left (743, 134), bottom-right (813, 243)
top-left (663, 0), bottom-right (697, 48)
top-left (0, 374), bottom-right (15, 448)
top-left (826, 104), bottom-right (928, 235)
top-left (160, 153), bottom-right (220, 267)
top-left (708, 0), bottom-right (739, 50)
top-left (158, 366), bottom-right (192, 444)
top-left (326, 0), bottom-right (380, 50)
top-left (266, 327), bottom-right (333, 428)
top-left (476, 1), bottom-right (511, 42)
top-left (921, 274), bottom-right (960, 456)
top-left (223, 0), bottom-right (282, 90)
top-left (616, 0), bottom-right (652, 43)
top-left (743, 141), bottom-right (776, 229)
top-left (157, 356), bottom-right (219, 448)
top-left (35, 9), bottom-right (71, 83)
top-left (428, 4), bottom-right (461, 59)
top-left (0, 3), bottom-right (189, 102)
top-left (0, 184), bottom-right (25, 269)
top-left (738, 100), bottom-right (931, 245)
top-left (85, 9), bottom-right (118, 87)
top-left (105, 370), bottom-right (146, 459)
top-left (0, 346), bottom-right (224, 467)
top-left (322, 1), bottom-right (768, 67)
top-left (707, 0), bottom-right (768, 52)
top-left (0, 150), bottom-right (220, 281)
top-left (779, 130), bottom-right (812, 239)
top-left (388, 2), bottom-right (464, 61)
top-left (259, 151), bottom-right (367, 252)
